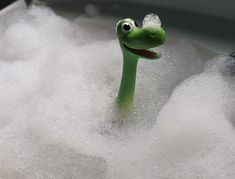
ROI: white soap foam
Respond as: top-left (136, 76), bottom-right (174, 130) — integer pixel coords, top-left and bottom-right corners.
top-left (143, 13), bottom-right (161, 27)
top-left (0, 6), bottom-right (234, 179)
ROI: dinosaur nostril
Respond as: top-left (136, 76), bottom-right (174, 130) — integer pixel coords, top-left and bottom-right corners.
top-left (150, 33), bottom-right (156, 38)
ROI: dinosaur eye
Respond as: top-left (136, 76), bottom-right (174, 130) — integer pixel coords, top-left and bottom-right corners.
top-left (121, 23), bottom-right (132, 33)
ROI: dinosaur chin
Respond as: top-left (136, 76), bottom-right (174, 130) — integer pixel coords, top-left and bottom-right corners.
top-left (123, 44), bottom-right (158, 59)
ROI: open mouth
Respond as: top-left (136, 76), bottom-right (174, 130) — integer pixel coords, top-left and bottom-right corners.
top-left (123, 44), bottom-right (158, 59)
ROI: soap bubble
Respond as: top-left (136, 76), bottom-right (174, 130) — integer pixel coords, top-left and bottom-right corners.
top-left (142, 13), bottom-right (161, 27)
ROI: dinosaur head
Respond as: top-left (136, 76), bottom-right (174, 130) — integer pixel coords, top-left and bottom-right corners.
top-left (116, 16), bottom-right (166, 59)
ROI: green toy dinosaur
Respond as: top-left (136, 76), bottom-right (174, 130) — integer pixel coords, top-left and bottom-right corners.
top-left (116, 15), bottom-right (166, 108)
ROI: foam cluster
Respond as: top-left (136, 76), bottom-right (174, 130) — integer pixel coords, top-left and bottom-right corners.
top-left (142, 13), bottom-right (161, 27)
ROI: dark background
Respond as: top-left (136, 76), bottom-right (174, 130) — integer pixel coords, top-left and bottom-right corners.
top-left (0, 0), bottom-right (17, 10)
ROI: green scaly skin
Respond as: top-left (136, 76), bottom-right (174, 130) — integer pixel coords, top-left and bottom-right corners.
top-left (116, 18), bottom-right (166, 108)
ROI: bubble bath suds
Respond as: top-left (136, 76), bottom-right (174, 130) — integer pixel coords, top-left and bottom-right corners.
top-left (0, 6), bottom-right (235, 179)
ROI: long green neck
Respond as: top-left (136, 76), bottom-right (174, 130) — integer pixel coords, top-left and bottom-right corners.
top-left (117, 48), bottom-right (139, 108)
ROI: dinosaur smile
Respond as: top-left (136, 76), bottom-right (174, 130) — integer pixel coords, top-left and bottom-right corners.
top-left (123, 44), bottom-right (158, 59)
